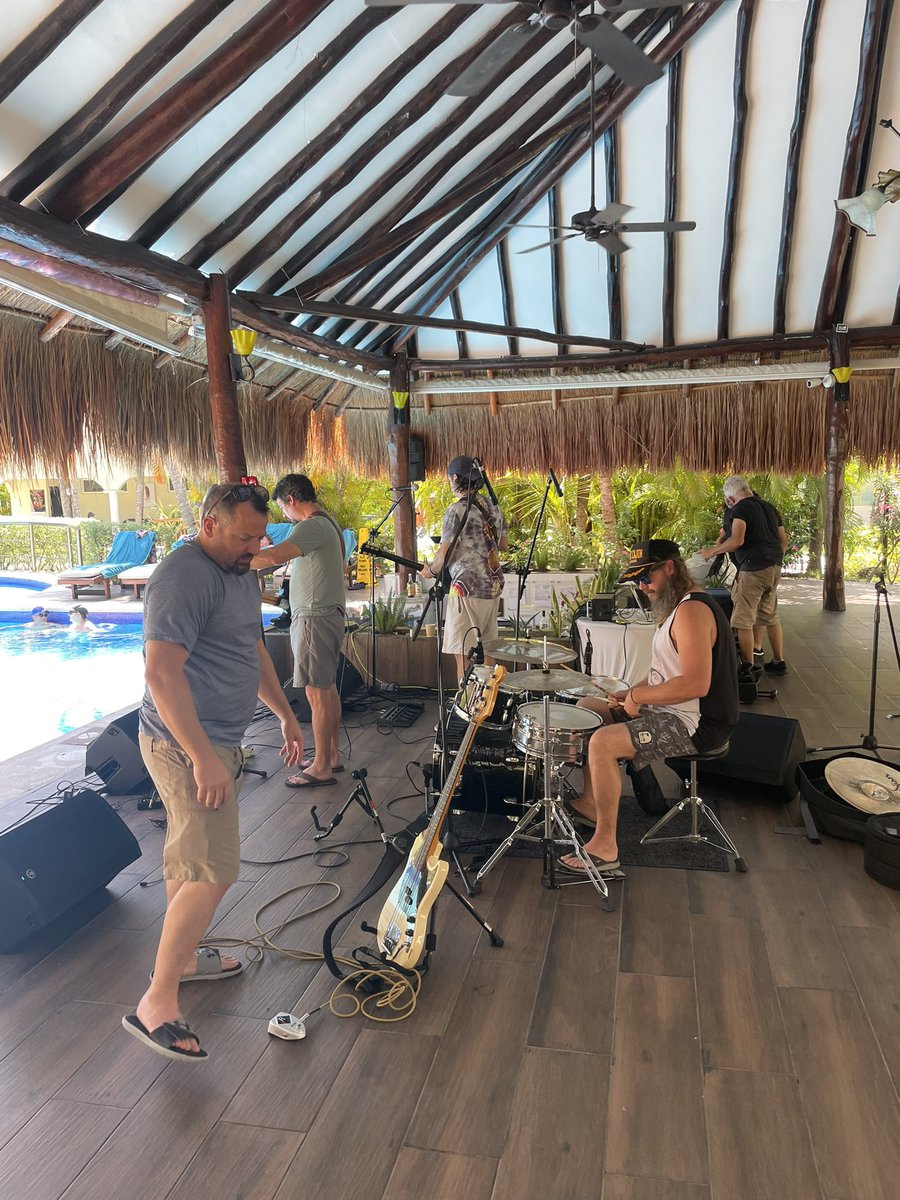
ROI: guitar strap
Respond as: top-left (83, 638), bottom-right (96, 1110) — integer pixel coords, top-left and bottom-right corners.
top-left (321, 813), bottom-right (429, 980)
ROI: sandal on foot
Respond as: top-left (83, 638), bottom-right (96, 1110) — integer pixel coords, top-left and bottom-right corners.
top-left (151, 946), bottom-right (244, 985)
top-left (299, 760), bottom-right (343, 773)
top-left (286, 769), bottom-right (337, 789)
top-left (121, 1013), bottom-right (207, 1062)
top-left (557, 851), bottom-right (620, 875)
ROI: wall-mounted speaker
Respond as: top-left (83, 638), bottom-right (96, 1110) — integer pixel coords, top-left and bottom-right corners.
top-left (0, 789), bottom-right (141, 952)
top-left (409, 435), bottom-right (426, 482)
top-left (84, 708), bottom-right (150, 795)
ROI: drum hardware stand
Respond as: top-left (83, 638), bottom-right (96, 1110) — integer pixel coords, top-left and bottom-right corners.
top-left (810, 568), bottom-right (900, 758)
top-left (513, 468), bottom-right (563, 640)
top-left (472, 671), bottom-right (613, 909)
top-left (311, 767), bottom-right (383, 842)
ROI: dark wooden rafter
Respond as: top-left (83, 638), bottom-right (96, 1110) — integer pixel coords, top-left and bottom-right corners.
top-left (604, 125), bottom-right (622, 344)
top-left (662, 21), bottom-right (683, 347)
top-left (0, 196), bottom-right (386, 370)
top-left (257, 30), bottom-right (576, 295)
top-left (448, 291), bottom-right (468, 359)
top-left (129, 6), bottom-right (393, 247)
top-left (895, 285), bottom-right (900, 326)
top-left (387, 7), bottom-right (719, 354)
top-left (410, 324), bottom-right (900, 373)
top-left (496, 241), bottom-right (519, 356)
top-left (823, 325), bottom-right (851, 611)
top-left (773, 0), bottom-right (824, 336)
top-left (0, 0), bottom-right (236, 203)
top-left (549, 185), bottom-right (567, 354)
top-left (298, 50), bottom-right (602, 342)
top-left (295, 5), bottom-right (682, 299)
top-left (717, 0), bottom-right (755, 343)
top-left (816, 0), bottom-right (890, 330)
top-left (0, 0), bottom-right (103, 107)
top-left (266, 369), bottom-right (308, 405)
top-left (40, 0), bottom-right (331, 224)
top-left (238, 292), bottom-right (640, 351)
top-left (184, 6), bottom-right (478, 274)
top-left (834, 0), bottom-right (896, 322)
top-left (203, 273), bottom-right (246, 482)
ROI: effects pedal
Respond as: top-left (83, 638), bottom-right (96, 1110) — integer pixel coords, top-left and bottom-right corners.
top-left (268, 1012), bottom-right (307, 1040)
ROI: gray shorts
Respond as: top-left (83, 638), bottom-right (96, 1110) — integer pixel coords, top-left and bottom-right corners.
top-left (291, 608), bottom-right (344, 689)
top-left (624, 707), bottom-right (697, 770)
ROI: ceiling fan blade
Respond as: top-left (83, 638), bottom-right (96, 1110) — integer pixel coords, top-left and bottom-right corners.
top-left (576, 14), bottom-right (663, 91)
top-left (595, 231), bottom-right (631, 256)
top-left (600, 1), bottom-right (698, 11)
top-left (507, 223), bottom-right (572, 230)
top-left (448, 23), bottom-right (542, 97)
top-left (617, 221), bottom-right (697, 232)
top-left (518, 233), bottom-right (581, 254)
top-left (590, 202), bottom-right (632, 225)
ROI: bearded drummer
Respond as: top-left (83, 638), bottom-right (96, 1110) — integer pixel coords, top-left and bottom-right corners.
top-left (559, 539), bottom-right (738, 875)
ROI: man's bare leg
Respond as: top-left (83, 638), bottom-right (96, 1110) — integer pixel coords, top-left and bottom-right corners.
top-left (305, 683), bottom-right (341, 777)
top-left (736, 626), bottom-right (755, 665)
top-left (766, 619), bottom-right (784, 661)
top-left (562, 723), bottom-right (636, 866)
top-left (136, 880), bottom-right (230, 1052)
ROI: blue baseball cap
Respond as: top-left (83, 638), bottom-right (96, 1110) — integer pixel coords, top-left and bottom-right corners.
top-left (31, 605), bottom-right (48, 615)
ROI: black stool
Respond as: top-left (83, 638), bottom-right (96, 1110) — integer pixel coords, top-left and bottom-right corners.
top-left (640, 744), bottom-right (747, 871)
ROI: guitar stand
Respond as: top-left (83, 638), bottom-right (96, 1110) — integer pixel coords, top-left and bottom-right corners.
top-left (311, 767), bottom-right (384, 842)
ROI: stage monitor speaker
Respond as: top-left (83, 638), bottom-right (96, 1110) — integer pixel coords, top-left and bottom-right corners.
top-left (85, 707), bottom-right (150, 795)
top-left (692, 712), bottom-right (806, 800)
top-left (0, 789), bottom-right (141, 952)
top-left (284, 651), bottom-right (367, 719)
top-left (409, 435), bottom-right (426, 482)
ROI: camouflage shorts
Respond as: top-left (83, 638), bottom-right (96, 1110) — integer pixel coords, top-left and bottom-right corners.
top-left (624, 707), bottom-right (697, 771)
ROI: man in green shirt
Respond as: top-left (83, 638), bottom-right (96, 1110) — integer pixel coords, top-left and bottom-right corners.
top-left (251, 473), bottom-right (346, 787)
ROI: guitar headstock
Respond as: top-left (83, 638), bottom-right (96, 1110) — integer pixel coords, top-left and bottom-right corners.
top-left (473, 664), bottom-right (506, 726)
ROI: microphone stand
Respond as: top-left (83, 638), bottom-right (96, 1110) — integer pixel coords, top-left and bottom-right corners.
top-left (514, 470), bottom-right (557, 641)
top-left (359, 492), bottom-right (409, 696)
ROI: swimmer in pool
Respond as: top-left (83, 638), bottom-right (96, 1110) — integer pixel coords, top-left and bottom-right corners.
top-left (68, 605), bottom-right (98, 634)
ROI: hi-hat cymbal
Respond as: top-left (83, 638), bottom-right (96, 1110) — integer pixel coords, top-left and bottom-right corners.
top-left (503, 668), bottom-right (593, 693)
top-left (482, 638), bottom-right (576, 665)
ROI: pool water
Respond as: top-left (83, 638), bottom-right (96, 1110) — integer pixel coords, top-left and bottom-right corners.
top-left (0, 623), bottom-right (145, 764)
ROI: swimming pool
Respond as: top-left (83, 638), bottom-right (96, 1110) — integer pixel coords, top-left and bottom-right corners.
top-left (0, 623), bottom-right (146, 763)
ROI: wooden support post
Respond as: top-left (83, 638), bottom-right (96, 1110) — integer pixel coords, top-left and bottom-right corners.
top-left (487, 368), bottom-right (498, 417)
top-left (202, 272), bottom-right (246, 482)
top-left (38, 309), bottom-right (75, 342)
top-left (823, 325), bottom-right (851, 612)
top-left (387, 357), bottom-right (415, 587)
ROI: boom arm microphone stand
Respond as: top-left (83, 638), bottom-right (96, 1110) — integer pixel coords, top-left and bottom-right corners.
top-left (513, 469), bottom-right (563, 641)
top-left (359, 490), bottom-right (412, 695)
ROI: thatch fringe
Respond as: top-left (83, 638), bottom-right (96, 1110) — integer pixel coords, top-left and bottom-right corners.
top-left (1, 310), bottom-right (898, 479)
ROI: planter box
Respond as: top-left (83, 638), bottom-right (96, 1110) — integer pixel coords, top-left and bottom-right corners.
top-left (349, 631), bottom-right (456, 690)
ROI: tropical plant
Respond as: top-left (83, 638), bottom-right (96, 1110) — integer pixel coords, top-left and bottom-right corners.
top-left (364, 593), bottom-right (410, 634)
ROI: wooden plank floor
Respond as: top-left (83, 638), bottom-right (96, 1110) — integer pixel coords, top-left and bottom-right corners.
top-left (1, 579), bottom-right (899, 1200)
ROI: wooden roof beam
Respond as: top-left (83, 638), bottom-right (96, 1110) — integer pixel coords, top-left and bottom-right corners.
top-left (816, 0), bottom-right (891, 330)
top-left (773, 0), bottom-right (824, 336)
top-left (38, 310), bottom-right (76, 342)
top-left (549, 185), bottom-right (567, 356)
top-left (718, 0), bottom-right (755, 342)
top-left (257, 28), bottom-right (572, 295)
top-left (449, 291), bottom-right (469, 359)
top-left (496, 240), bottom-right (519, 357)
top-left (605, 125), bottom-right (623, 344)
top-left (1, 0), bottom-right (235, 203)
top-left (0, 0), bottom-right (102, 107)
top-left (40, 0), bottom-right (330, 224)
top-left (183, 6), bottom-right (477, 273)
top-left (296, 4), bottom-right (682, 299)
top-left (662, 22), bottom-right (684, 347)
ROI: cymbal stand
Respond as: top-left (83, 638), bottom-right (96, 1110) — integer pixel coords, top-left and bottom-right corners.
top-left (514, 471), bottom-right (556, 640)
top-left (472, 662), bottom-right (611, 908)
top-left (360, 492), bottom-right (409, 696)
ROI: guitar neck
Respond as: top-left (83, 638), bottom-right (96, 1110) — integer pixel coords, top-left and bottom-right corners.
top-left (415, 721), bottom-right (479, 870)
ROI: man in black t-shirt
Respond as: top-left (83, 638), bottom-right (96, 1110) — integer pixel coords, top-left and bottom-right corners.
top-left (701, 476), bottom-right (788, 674)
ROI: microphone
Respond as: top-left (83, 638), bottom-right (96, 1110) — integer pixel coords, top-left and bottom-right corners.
top-left (548, 468), bottom-right (563, 498)
top-left (472, 628), bottom-right (485, 665)
top-left (472, 458), bottom-right (499, 507)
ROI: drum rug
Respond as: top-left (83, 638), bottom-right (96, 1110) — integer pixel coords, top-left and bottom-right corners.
top-left (451, 796), bottom-right (731, 872)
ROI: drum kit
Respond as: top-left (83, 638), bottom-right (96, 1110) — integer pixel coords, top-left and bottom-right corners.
top-left (434, 636), bottom-right (628, 904)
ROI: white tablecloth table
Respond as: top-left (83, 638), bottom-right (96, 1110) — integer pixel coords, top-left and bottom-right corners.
top-left (575, 617), bottom-right (655, 687)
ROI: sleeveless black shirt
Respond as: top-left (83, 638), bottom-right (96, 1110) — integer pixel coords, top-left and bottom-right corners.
top-left (682, 590), bottom-right (739, 752)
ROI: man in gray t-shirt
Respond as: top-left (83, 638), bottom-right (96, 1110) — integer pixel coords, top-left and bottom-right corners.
top-left (251, 472), bottom-right (346, 788)
top-left (124, 482), bottom-right (303, 1065)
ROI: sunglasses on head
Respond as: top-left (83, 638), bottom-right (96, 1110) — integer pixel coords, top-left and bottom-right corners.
top-left (206, 476), bottom-right (269, 517)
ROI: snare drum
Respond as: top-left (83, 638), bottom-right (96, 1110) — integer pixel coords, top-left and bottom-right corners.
top-left (452, 664), bottom-right (519, 728)
top-left (511, 701), bottom-right (602, 765)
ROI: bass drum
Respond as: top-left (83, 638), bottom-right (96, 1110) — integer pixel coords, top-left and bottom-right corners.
top-left (432, 713), bottom-right (539, 816)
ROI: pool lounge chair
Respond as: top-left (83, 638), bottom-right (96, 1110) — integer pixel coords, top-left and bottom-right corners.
top-left (58, 530), bottom-right (157, 600)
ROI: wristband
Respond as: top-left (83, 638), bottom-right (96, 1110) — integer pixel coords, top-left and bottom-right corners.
top-left (628, 689), bottom-right (637, 707)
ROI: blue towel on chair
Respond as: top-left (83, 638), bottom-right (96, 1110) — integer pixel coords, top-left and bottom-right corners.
top-left (266, 523), bottom-right (293, 546)
top-left (64, 529), bottom-right (156, 578)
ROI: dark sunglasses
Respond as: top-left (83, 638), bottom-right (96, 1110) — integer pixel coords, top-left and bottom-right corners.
top-left (206, 477), bottom-right (269, 517)
top-left (634, 562), bottom-right (666, 586)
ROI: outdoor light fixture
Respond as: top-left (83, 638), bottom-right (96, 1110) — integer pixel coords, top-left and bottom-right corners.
top-left (835, 118), bottom-right (900, 235)
top-left (229, 326), bottom-right (257, 381)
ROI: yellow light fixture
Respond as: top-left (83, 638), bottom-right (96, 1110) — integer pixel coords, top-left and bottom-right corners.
top-left (831, 366), bottom-right (852, 384)
top-left (230, 327), bottom-right (257, 356)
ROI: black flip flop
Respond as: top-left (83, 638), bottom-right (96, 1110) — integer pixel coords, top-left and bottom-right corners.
top-left (285, 769), bottom-right (338, 789)
top-left (556, 852), bottom-right (621, 875)
top-left (121, 1013), bottom-right (207, 1062)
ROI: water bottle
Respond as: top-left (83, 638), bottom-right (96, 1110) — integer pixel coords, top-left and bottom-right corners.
top-left (584, 628), bottom-right (593, 675)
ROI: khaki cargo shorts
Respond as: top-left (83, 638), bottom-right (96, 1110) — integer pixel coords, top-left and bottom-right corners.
top-left (139, 733), bottom-right (244, 885)
top-left (731, 564), bottom-right (781, 629)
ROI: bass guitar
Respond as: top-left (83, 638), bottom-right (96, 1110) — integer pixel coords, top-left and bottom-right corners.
top-left (376, 664), bottom-right (506, 969)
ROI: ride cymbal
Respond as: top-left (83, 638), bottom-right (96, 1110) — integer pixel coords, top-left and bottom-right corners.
top-left (502, 668), bottom-right (593, 693)
top-left (482, 638), bottom-right (576, 665)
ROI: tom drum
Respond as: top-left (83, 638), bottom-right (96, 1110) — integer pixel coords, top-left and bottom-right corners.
top-left (511, 701), bottom-right (602, 766)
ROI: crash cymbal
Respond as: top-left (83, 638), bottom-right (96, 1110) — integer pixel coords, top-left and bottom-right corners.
top-left (503, 668), bottom-right (593, 693)
top-left (824, 757), bottom-right (900, 815)
top-left (482, 638), bottom-right (576, 665)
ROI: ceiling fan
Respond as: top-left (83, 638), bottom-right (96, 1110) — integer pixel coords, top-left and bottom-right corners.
top-left (365, 1), bottom-right (700, 94)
